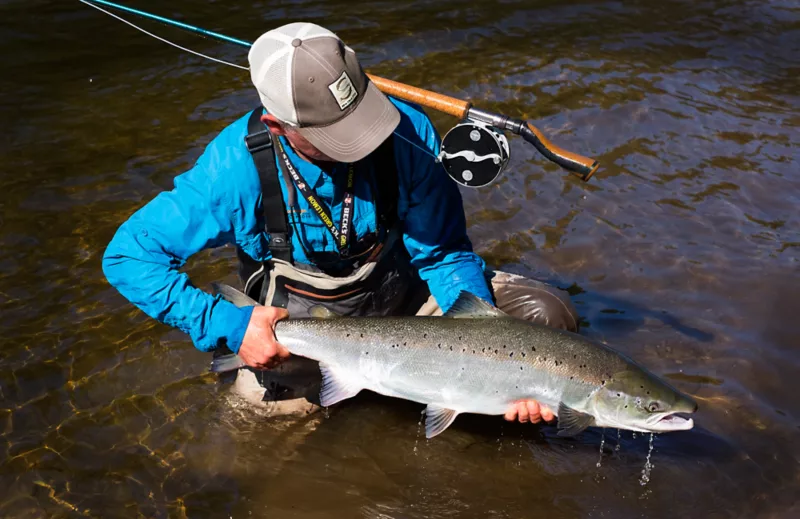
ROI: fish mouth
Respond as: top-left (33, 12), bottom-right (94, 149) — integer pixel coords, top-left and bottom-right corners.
top-left (646, 413), bottom-right (694, 432)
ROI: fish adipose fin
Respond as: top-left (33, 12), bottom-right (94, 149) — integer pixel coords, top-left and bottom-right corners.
top-left (309, 305), bottom-right (342, 319)
top-left (212, 283), bottom-right (260, 308)
top-left (424, 405), bottom-right (459, 438)
top-left (319, 364), bottom-right (363, 407)
top-left (557, 402), bottom-right (595, 437)
top-left (444, 292), bottom-right (509, 319)
top-left (210, 353), bottom-right (246, 373)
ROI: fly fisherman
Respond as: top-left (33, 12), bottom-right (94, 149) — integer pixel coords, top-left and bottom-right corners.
top-left (102, 22), bottom-right (579, 426)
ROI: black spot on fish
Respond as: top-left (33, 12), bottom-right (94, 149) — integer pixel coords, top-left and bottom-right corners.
top-left (625, 405), bottom-right (628, 409)
top-left (601, 380), bottom-right (605, 385)
top-left (495, 349), bottom-right (499, 354)
top-left (462, 348), bottom-right (466, 352)
top-left (403, 342), bottom-right (407, 346)
top-left (531, 346), bottom-right (536, 351)
top-left (617, 393), bottom-right (621, 397)
top-left (459, 336), bottom-right (462, 341)
top-left (347, 333), bottom-right (350, 337)
top-left (509, 352), bottom-right (514, 358)
top-left (570, 376), bottom-right (574, 380)
top-left (520, 367), bottom-right (523, 371)
top-left (424, 334), bottom-right (428, 339)
top-left (360, 333), bottom-right (364, 338)
top-left (574, 354), bottom-right (577, 359)
top-left (521, 352), bottom-right (526, 357)
top-left (503, 345), bottom-right (506, 349)
top-left (472, 350), bottom-right (476, 354)
top-left (449, 346), bottom-right (453, 351)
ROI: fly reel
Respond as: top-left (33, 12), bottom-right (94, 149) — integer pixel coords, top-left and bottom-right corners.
top-left (437, 120), bottom-right (510, 188)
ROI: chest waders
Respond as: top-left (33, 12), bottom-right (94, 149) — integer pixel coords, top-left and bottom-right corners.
top-left (227, 108), bottom-right (427, 408)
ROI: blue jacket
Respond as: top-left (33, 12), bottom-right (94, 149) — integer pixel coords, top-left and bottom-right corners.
top-left (102, 98), bottom-right (493, 353)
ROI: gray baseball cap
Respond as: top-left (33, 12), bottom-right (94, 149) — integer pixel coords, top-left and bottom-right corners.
top-left (248, 23), bottom-right (400, 163)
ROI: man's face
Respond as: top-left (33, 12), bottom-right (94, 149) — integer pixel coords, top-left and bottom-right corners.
top-left (261, 114), bottom-right (336, 164)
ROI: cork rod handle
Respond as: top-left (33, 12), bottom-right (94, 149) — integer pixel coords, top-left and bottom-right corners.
top-left (367, 74), bottom-right (471, 119)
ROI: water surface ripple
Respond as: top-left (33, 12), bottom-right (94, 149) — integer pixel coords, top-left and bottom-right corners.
top-left (1, 0), bottom-right (798, 517)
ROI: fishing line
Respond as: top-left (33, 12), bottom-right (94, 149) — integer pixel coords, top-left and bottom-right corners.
top-left (78, 0), bottom-right (442, 160)
top-left (78, 0), bottom-right (600, 182)
top-left (78, 0), bottom-right (250, 71)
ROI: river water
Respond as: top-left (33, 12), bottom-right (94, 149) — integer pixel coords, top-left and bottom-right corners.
top-left (1, 0), bottom-right (798, 517)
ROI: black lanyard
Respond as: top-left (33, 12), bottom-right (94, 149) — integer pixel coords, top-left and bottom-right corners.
top-left (275, 138), bottom-right (355, 254)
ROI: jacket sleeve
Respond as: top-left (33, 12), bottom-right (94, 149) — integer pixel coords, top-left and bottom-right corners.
top-left (102, 138), bottom-right (254, 353)
top-left (399, 111), bottom-right (494, 312)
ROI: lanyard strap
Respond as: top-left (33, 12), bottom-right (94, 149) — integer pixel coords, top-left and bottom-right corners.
top-left (275, 139), bottom-right (356, 253)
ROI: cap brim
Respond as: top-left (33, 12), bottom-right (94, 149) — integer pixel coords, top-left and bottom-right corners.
top-left (296, 81), bottom-right (400, 163)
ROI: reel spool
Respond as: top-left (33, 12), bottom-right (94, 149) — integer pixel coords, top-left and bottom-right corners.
top-left (437, 120), bottom-right (510, 188)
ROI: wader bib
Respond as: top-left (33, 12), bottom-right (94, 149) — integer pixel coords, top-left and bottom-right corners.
top-left (223, 108), bottom-right (579, 414)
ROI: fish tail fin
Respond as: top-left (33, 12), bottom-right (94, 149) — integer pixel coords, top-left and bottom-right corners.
top-left (212, 282), bottom-right (260, 308)
top-left (210, 354), bottom-right (246, 373)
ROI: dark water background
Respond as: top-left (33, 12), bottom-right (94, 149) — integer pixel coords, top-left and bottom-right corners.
top-left (1, 0), bottom-right (798, 517)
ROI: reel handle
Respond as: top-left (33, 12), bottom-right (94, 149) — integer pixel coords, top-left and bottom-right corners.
top-left (520, 122), bottom-right (599, 181)
top-left (367, 74), bottom-right (471, 119)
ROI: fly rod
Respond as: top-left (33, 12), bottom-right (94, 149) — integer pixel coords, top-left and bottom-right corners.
top-left (79, 0), bottom-right (599, 183)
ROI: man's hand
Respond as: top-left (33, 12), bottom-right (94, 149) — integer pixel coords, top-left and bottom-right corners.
top-left (238, 306), bottom-right (291, 370)
top-left (504, 400), bottom-right (555, 424)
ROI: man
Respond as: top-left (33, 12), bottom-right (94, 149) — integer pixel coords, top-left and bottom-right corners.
top-left (103, 22), bottom-right (578, 425)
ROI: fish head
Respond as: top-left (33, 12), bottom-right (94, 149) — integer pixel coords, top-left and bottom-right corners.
top-left (589, 368), bottom-right (698, 433)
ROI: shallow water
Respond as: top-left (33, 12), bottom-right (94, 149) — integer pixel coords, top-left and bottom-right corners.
top-left (1, 0), bottom-right (798, 517)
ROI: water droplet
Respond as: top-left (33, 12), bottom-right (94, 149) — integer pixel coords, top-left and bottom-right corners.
top-left (639, 433), bottom-right (655, 486)
top-left (413, 409), bottom-right (425, 455)
top-left (497, 423), bottom-right (504, 451)
top-left (596, 428), bottom-right (606, 468)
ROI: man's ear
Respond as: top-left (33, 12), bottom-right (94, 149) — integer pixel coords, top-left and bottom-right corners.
top-left (261, 113), bottom-right (287, 136)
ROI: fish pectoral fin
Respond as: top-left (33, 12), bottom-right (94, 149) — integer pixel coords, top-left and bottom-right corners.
top-left (309, 305), bottom-right (342, 319)
top-left (556, 402), bottom-right (595, 437)
top-left (319, 364), bottom-right (363, 407)
top-left (424, 405), bottom-right (459, 438)
top-left (212, 283), bottom-right (261, 308)
top-left (209, 353), bottom-right (245, 373)
top-left (444, 291), bottom-right (509, 319)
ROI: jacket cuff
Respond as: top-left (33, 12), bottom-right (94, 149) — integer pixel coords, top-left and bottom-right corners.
top-left (211, 300), bottom-right (254, 354)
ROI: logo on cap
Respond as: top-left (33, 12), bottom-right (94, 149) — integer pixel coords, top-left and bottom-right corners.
top-left (328, 71), bottom-right (358, 110)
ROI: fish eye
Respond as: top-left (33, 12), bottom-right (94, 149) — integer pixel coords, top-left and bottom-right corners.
top-left (647, 401), bottom-right (661, 413)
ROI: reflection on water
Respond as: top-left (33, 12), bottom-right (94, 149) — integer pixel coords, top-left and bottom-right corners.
top-left (1, 0), bottom-right (798, 517)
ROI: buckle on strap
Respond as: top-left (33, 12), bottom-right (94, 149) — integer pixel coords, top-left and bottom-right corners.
top-left (268, 233), bottom-right (291, 251)
top-left (245, 130), bottom-right (273, 153)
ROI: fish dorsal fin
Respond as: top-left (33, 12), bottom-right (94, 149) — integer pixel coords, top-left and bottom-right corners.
top-left (557, 402), bottom-right (595, 437)
top-left (444, 291), bottom-right (509, 319)
top-left (309, 305), bottom-right (342, 319)
top-left (424, 405), bottom-right (459, 438)
top-left (318, 363), bottom-right (362, 407)
top-left (212, 282), bottom-right (261, 308)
